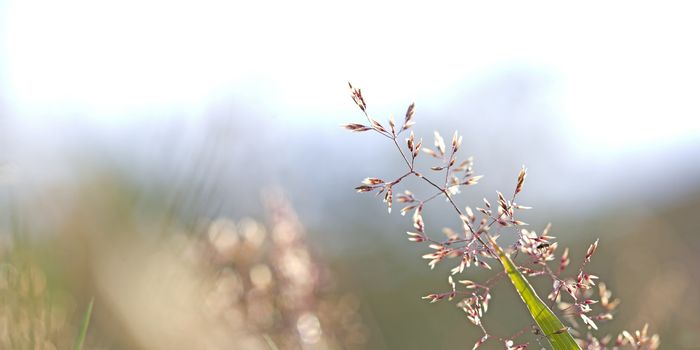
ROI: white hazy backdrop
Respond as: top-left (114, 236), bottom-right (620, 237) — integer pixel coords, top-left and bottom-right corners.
top-left (2, 0), bottom-right (700, 238)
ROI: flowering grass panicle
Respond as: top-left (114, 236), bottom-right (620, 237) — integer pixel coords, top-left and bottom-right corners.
top-left (201, 192), bottom-right (368, 350)
top-left (344, 82), bottom-right (658, 350)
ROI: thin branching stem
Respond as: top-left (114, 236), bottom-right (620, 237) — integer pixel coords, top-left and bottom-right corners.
top-left (392, 137), bottom-right (413, 170)
top-left (345, 83), bottom-right (655, 350)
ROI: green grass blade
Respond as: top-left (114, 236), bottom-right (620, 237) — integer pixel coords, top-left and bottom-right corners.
top-left (494, 244), bottom-right (580, 350)
top-left (262, 334), bottom-right (280, 350)
top-left (73, 297), bottom-right (95, 350)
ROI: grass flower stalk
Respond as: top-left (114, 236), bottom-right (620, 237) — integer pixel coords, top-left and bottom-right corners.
top-left (343, 82), bottom-right (659, 350)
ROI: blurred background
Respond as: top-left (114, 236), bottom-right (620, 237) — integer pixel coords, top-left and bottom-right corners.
top-left (1, 1), bottom-right (700, 349)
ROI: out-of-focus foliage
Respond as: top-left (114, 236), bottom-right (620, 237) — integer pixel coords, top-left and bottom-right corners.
top-left (0, 175), bottom-right (369, 349)
top-left (2, 160), bottom-right (699, 349)
top-left (0, 251), bottom-right (74, 349)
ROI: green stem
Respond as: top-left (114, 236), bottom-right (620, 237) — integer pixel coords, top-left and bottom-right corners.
top-left (73, 297), bottom-right (94, 350)
top-left (489, 238), bottom-right (580, 349)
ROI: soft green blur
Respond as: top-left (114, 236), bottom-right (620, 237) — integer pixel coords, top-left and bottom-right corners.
top-left (2, 123), bottom-right (699, 349)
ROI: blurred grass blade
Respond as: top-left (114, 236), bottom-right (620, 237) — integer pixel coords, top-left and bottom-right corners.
top-left (73, 297), bottom-right (95, 350)
top-left (262, 334), bottom-right (280, 350)
top-left (493, 243), bottom-right (580, 350)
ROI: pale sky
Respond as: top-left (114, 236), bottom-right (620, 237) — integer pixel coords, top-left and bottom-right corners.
top-left (2, 0), bottom-right (700, 155)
